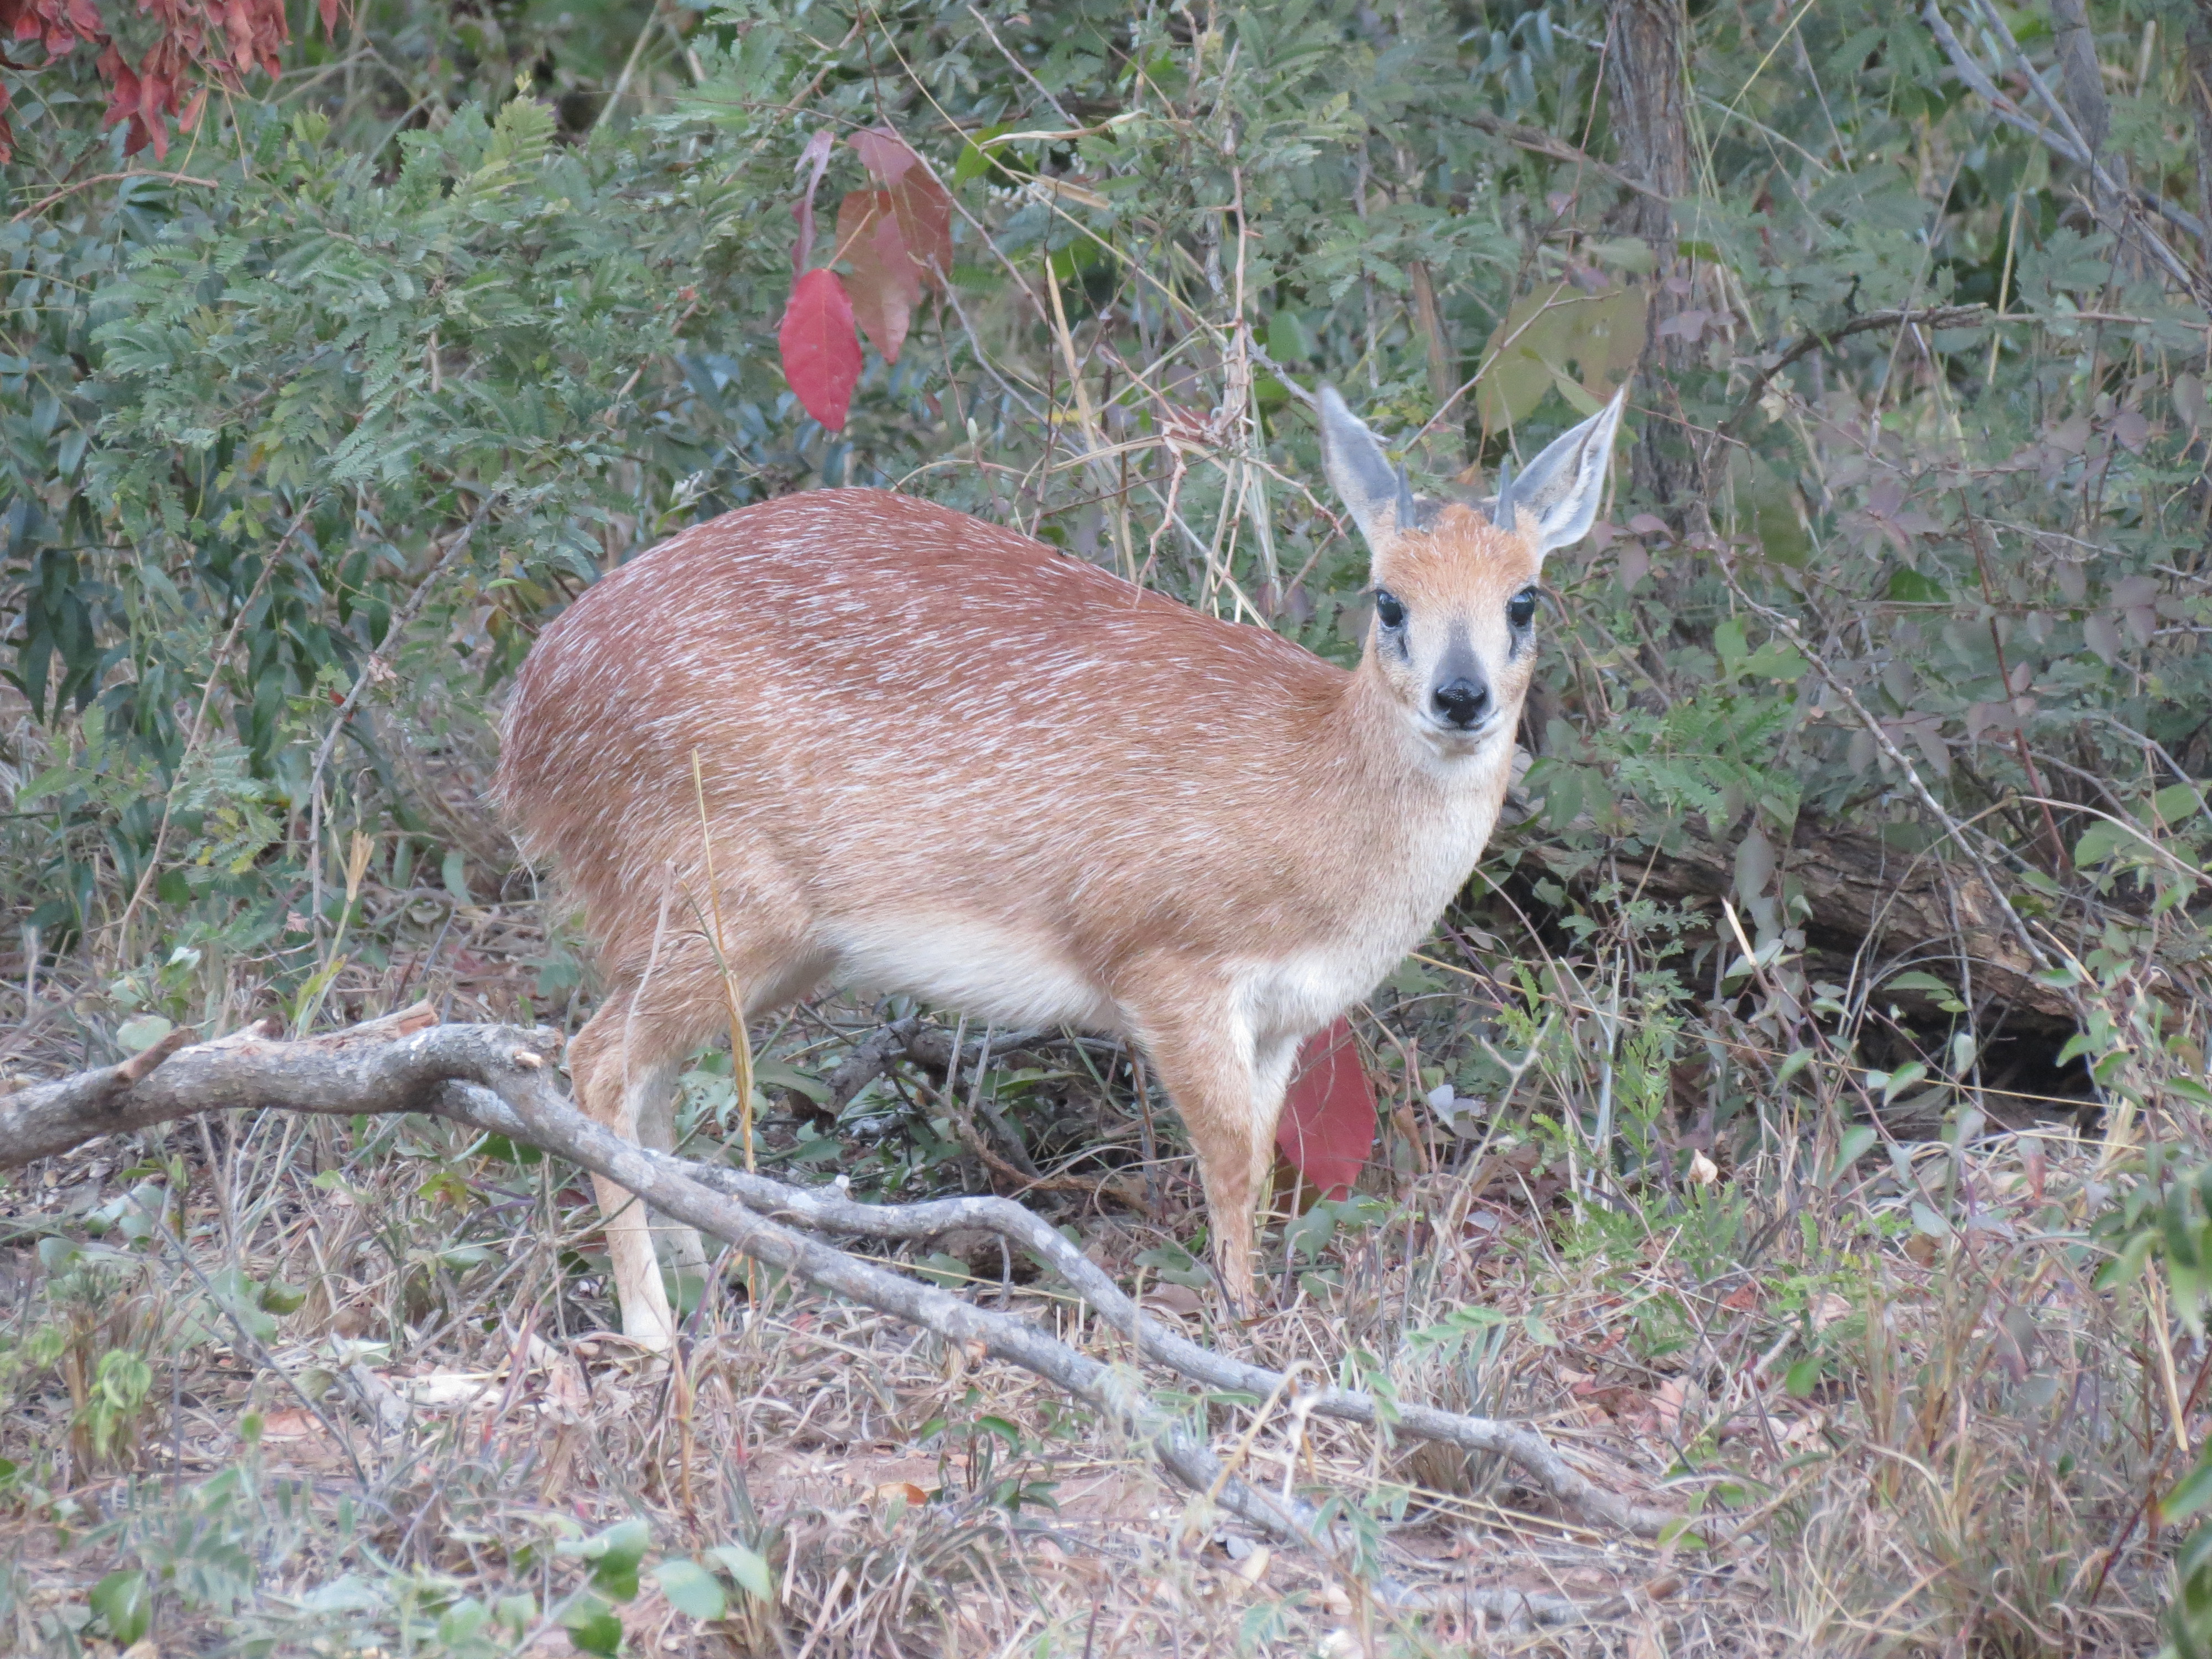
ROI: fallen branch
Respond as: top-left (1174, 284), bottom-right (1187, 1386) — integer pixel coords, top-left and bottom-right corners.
top-left (1712, 556), bottom-right (2095, 1046)
top-left (654, 1154), bottom-right (1680, 1538)
top-left (1, 1011), bottom-right (1684, 1616)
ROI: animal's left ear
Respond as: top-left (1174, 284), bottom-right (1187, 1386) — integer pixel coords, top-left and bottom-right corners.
top-left (1318, 385), bottom-right (1440, 551)
top-left (1491, 385), bottom-right (1629, 560)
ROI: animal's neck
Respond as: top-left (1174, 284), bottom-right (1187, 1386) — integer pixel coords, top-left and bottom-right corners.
top-left (1232, 653), bottom-right (1511, 979)
top-left (1338, 648), bottom-right (1515, 801)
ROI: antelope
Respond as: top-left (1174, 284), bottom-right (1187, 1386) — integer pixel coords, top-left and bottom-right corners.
top-left (495, 386), bottom-right (1626, 1347)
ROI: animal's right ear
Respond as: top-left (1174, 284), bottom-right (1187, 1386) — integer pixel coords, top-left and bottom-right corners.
top-left (1319, 386), bottom-right (1433, 550)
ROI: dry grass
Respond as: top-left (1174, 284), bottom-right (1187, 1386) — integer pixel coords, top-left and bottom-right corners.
top-left (0, 875), bottom-right (2188, 1658)
top-left (0, 683), bottom-right (2188, 1659)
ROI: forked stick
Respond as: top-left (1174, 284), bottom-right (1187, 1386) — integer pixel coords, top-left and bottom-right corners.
top-left (0, 1011), bottom-right (1682, 1619)
top-left (645, 1151), bottom-right (1679, 1537)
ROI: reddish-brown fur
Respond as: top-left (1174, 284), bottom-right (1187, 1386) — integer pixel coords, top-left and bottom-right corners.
top-left (498, 390), bottom-right (1623, 1345)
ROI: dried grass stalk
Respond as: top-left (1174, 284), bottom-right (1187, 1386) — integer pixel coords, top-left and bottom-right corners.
top-left (0, 1007), bottom-right (1683, 1620)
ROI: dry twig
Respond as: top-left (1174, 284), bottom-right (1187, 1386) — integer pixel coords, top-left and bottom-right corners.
top-left (0, 1010), bottom-right (1683, 1620)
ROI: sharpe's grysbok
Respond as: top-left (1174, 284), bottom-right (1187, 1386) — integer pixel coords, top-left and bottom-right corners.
top-left (496, 385), bottom-right (1628, 1346)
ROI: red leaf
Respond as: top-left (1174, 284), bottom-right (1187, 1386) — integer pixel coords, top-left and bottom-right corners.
top-left (1274, 1019), bottom-right (1375, 1201)
top-left (848, 126), bottom-right (951, 284)
top-left (319, 0), bottom-right (341, 34)
top-left (835, 190), bottom-right (920, 363)
top-left (778, 267), bottom-right (863, 431)
top-left (889, 167), bottom-right (953, 283)
top-left (138, 66), bottom-right (171, 161)
top-left (851, 126), bottom-right (917, 187)
top-left (226, 0), bottom-right (255, 72)
top-left (102, 61), bottom-right (137, 132)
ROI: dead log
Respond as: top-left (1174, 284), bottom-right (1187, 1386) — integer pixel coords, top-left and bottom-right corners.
top-left (0, 1008), bottom-right (1683, 1619)
top-left (1538, 814), bottom-right (2069, 1020)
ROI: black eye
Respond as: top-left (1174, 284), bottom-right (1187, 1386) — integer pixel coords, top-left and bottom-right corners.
top-left (1507, 587), bottom-right (1538, 630)
top-left (1375, 589), bottom-right (1407, 630)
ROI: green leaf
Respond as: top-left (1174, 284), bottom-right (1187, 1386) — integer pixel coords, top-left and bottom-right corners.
top-left (1266, 308), bottom-right (1317, 363)
top-left (1881, 1062), bottom-right (1928, 1104)
top-left (653, 1558), bottom-right (727, 1621)
top-left (439, 1597), bottom-right (489, 1645)
top-left (703, 1543), bottom-right (775, 1602)
top-left (560, 1517), bottom-right (651, 1601)
top-left (442, 848), bottom-right (473, 903)
top-left (2170, 1455), bottom-right (2212, 1523)
top-left (1783, 1356), bottom-right (1822, 1398)
top-left (91, 1569), bottom-right (152, 1645)
top-left (563, 1595), bottom-right (623, 1657)
top-left (1885, 971), bottom-right (1955, 997)
top-left (2154, 784), bottom-right (2205, 825)
top-left (1910, 1201), bottom-right (1952, 1240)
top-left (952, 123), bottom-right (1012, 185)
top-left (114, 1014), bottom-right (174, 1055)
top-left (1476, 283), bottom-right (1646, 432)
top-left (1741, 640), bottom-right (1806, 682)
top-left (2101, 1224), bottom-right (2159, 1293)
top-left (752, 1062), bottom-right (830, 1104)
top-left (1829, 1124), bottom-right (1877, 1184)
top-left (2073, 821), bottom-right (2127, 867)
top-left (1885, 567), bottom-right (1948, 603)
top-left (210, 1266), bottom-right (279, 1342)
top-left (1713, 616), bottom-right (1749, 677)
top-left (12, 764), bottom-right (79, 807)
top-left (1134, 1240), bottom-right (1213, 1288)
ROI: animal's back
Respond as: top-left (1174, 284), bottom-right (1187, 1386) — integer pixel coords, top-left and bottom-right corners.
top-left (497, 490), bottom-right (1370, 1013)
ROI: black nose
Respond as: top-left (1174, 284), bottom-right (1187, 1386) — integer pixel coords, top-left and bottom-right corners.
top-left (1432, 677), bottom-right (1491, 729)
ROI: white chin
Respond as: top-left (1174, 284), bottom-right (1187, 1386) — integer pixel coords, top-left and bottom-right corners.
top-left (1418, 720), bottom-right (1497, 757)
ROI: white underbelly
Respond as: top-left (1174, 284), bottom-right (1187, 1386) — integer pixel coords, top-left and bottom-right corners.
top-left (820, 915), bottom-right (1118, 1030)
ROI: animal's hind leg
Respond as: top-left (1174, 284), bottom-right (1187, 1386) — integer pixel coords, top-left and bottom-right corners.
top-left (631, 1060), bottom-right (711, 1297)
top-left (641, 948), bottom-right (832, 1303)
top-left (570, 932), bottom-right (827, 1348)
top-left (570, 987), bottom-right (711, 1349)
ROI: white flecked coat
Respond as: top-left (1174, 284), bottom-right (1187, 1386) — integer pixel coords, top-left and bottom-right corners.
top-left (495, 388), bottom-right (1625, 1344)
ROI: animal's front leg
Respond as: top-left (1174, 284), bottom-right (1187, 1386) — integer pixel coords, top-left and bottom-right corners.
top-left (1133, 1007), bottom-right (1295, 1314)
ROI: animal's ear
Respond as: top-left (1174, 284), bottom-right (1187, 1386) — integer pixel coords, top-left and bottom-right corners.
top-left (1493, 384), bottom-right (1629, 560)
top-left (1319, 385), bottom-right (1438, 549)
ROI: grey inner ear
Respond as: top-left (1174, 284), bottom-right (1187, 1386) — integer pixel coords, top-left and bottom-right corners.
top-left (1506, 388), bottom-right (1628, 553)
top-left (1319, 384), bottom-right (1440, 540)
top-left (1490, 455), bottom-right (1517, 533)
